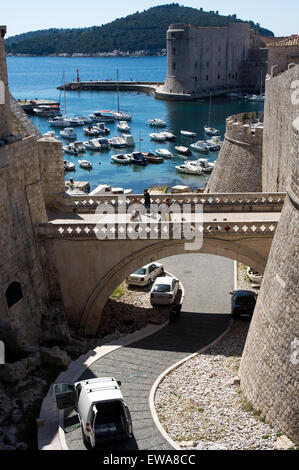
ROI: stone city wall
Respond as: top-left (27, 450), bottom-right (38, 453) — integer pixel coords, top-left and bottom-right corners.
top-left (37, 137), bottom-right (65, 206)
top-left (239, 118), bottom-right (299, 444)
top-left (262, 64), bottom-right (299, 192)
top-left (206, 112), bottom-right (264, 193)
top-left (268, 45), bottom-right (299, 75)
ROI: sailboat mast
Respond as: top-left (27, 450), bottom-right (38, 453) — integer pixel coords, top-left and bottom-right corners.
top-left (117, 69), bottom-right (120, 113)
top-left (63, 72), bottom-right (67, 117)
top-left (208, 92), bottom-right (212, 128)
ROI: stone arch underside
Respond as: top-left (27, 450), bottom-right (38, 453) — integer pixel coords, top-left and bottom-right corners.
top-left (53, 234), bottom-right (274, 335)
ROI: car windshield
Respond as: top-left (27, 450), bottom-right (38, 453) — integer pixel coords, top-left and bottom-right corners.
top-left (134, 268), bottom-right (146, 275)
top-left (154, 284), bottom-right (170, 292)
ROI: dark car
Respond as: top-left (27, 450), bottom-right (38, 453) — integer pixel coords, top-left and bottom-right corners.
top-left (230, 290), bottom-right (257, 319)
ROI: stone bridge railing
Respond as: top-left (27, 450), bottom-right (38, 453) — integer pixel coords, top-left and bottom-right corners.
top-left (37, 220), bottom-right (278, 240)
top-left (56, 192), bottom-right (286, 213)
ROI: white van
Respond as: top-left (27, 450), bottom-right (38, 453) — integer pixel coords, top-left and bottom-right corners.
top-left (53, 377), bottom-right (133, 448)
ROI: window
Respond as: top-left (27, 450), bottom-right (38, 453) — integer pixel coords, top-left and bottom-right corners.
top-left (5, 282), bottom-right (23, 308)
top-left (195, 77), bottom-right (197, 82)
top-left (173, 62), bottom-right (176, 71)
top-left (206, 75), bottom-right (209, 81)
top-left (218, 74), bottom-right (220, 79)
top-left (218, 61), bottom-right (221, 67)
top-left (172, 48), bottom-right (176, 56)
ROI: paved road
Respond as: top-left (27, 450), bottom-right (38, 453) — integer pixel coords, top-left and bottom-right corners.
top-left (65, 254), bottom-right (234, 450)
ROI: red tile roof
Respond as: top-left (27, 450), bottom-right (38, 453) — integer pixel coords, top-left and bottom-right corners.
top-left (268, 35), bottom-right (299, 47)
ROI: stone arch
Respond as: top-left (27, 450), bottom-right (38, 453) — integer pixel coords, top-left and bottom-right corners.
top-left (80, 236), bottom-right (269, 335)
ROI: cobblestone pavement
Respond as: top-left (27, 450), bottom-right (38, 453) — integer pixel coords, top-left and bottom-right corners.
top-left (65, 254), bottom-right (233, 450)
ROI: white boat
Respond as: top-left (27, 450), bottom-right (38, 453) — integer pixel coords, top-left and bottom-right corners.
top-left (94, 122), bottom-right (110, 135)
top-left (89, 110), bottom-right (115, 122)
top-left (89, 184), bottom-right (132, 195)
top-left (117, 121), bottom-right (130, 132)
top-left (83, 139), bottom-right (103, 151)
top-left (181, 130), bottom-right (197, 137)
top-left (248, 94), bottom-right (265, 102)
top-left (111, 136), bottom-right (127, 148)
top-left (34, 105), bottom-right (61, 117)
top-left (60, 127), bottom-right (77, 140)
top-left (148, 118), bottom-right (167, 128)
top-left (48, 116), bottom-right (71, 127)
top-left (204, 141), bottom-right (219, 151)
top-left (190, 141), bottom-right (209, 153)
top-left (68, 117), bottom-right (85, 126)
top-left (156, 149), bottom-right (173, 159)
top-left (175, 164), bottom-right (203, 175)
top-left (64, 160), bottom-right (76, 171)
top-left (63, 141), bottom-right (85, 155)
top-left (111, 154), bottom-right (131, 164)
top-left (112, 69), bottom-right (132, 121)
top-left (186, 158), bottom-right (215, 173)
top-left (43, 131), bottom-right (59, 140)
top-left (150, 133), bottom-right (167, 142)
top-left (204, 126), bottom-right (219, 136)
top-left (175, 146), bottom-right (192, 156)
top-left (78, 160), bottom-right (92, 169)
top-left (123, 134), bottom-right (135, 147)
top-left (163, 132), bottom-right (176, 141)
top-left (74, 115), bottom-right (93, 124)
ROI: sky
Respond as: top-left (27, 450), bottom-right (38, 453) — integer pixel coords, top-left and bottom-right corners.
top-left (2, 0), bottom-right (299, 38)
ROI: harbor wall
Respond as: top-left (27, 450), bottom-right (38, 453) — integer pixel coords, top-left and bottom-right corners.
top-left (0, 26), bottom-right (12, 140)
top-left (239, 117), bottom-right (299, 444)
top-left (262, 64), bottom-right (299, 192)
top-left (206, 112), bottom-right (263, 193)
top-left (38, 137), bottom-right (66, 206)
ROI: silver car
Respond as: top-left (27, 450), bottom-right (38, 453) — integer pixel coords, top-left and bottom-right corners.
top-left (126, 263), bottom-right (164, 287)
top-left (150, 276), bottom-right (180, 305)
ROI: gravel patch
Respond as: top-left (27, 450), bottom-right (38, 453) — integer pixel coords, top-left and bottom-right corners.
top-left (155, 320), bottom-right (280, 450)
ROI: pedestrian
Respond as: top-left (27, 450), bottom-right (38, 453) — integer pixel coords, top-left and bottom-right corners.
top-left (144, 189), bottom-right (151, 214)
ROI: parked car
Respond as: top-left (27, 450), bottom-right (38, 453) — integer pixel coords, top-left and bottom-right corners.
top-left (150, 276), bottom-right (180, 306)
top-left (230, 290), bottom-right (257, 319)
top-left (126, 263), bottom-right (164, 287)
top-left (53, 377), bottom-right (133, 449)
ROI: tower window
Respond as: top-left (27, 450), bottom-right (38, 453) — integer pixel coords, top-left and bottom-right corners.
top-left (206, 75), bottom-right (209, 81)
top-left (173, 62), bottom-right (176, 71)
top-left (5, 282), bottom-right (23, 309)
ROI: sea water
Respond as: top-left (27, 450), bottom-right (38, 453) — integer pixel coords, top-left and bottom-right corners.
top-left (7, 56), bottom-right (264, 193)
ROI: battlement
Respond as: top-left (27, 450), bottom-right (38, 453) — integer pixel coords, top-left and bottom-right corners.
top-left (0, 26), bottom-right (6, 38)
top-left (225, 112), bottom-right (264, 145)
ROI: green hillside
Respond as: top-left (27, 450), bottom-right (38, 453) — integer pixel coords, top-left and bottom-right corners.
top-left (5, 3), bottom-right (274, 56)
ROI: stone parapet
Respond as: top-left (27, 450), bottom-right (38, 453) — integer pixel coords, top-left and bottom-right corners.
top-left (38, 137), bottom-right (65, 206)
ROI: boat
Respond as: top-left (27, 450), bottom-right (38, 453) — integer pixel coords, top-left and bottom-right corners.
top-left (84, 126), bottom-right (101, 137)
top-left (112, 70), bottom-right (132, 121)
top-left (190, 141), bottom-right (209, 153)
top-left (248, 94), bottom-right (265, 102)
top-left (150, 133), bottom-right (167, 142)
top-left (111, 154), bottom-right (131, 164)
top-left (64, 160), bottom-right (76, 171)
top-left (111, 136), bottom-right (127, 148)
top-left (94, 122), bottom-right (110, 135)
top-left (163, 132), bottom-right (176, 142)
top-left (128, 152), bottom-right (148, 166)
top-left (78, 160), bottom-right (92, 169)
top-left (175, 164), bottom-right (203, 175)
top-left (89, 110), bottom-right (115, 123)
top-left (175, 146), bottom-right (192, 156)
top-left (156, 149), bottom-right (173, 159)
top-left (89, 184), bottom-right (132, 195)
top-left (204, 141), bottom-right (219, 151)
top-left (148, 118), bottom-right (167, 128)
top-left (74, 115), bottom-right (93, 125)
top-left (48, 116), bottom-right (71, 127)
top-left (186, 158), bottom-right (215, 173)
top-left (84, 138), bottom-right (104, 151)
top-left (142, 152), bottom-right (164, 164)
top-left (63, 141), bottom-right (85, 155)
top-left (204, 126), bottom-right (219, 136)
top-left (181, 130), bottom-right (197, 137)
top-left (206, 136), bottom-right (223, 148)
top-left (123, 134), bottom-right (135, 147)
top-left (60, 127), bottom-right (77, 140)
top-left (247, 267), bottom-right (263, 285)
top-left (68, 117), bottom-right (85, 126)
top-left (117, 121), bottom-right (130, 132)
top-left (43, 131), bottom-right (59, 139)
top-left (34, 105), bottom-right (61, 117)
top-left (204, 92), bottom-right (219, 135)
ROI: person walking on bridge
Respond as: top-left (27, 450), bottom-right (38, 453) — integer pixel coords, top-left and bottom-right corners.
top-left (144, 189), bottom-right (151, 215)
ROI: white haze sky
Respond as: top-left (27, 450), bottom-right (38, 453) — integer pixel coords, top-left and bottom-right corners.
top-left (2, 0), bottom-right (299, 38)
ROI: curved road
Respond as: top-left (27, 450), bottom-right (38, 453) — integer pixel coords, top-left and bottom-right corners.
top-left (65, 254), bottom-right (234, 450)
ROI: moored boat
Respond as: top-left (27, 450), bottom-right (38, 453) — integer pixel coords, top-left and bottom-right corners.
top-left (204, 126), bottom-right (219, 136)
top-left (111, 154), bottom-right (131, 164)
top-left (150, 133), bottom-right (167, 142)
top-left (175, 146), bottom-right (192, 156)
top-left (181, 130), bottom-right (197, 137)
top-left (156, 148), bottom-right (173, 159)
top-left (148, 118), bottom-right (166, 128)
top-left (60, 127), bottom-right (77, 140)
top-left (128, 152), bottom-right (148, 166)
top-left (78, 159), bottom-right (92, 169)
top-left (142, 152), bottom-right (164, 164)
top-left (190, 141), bottom-right (209, 153)
top-left (117, 121), bottom-right (130, 132)
top-left (64, 160), bottom-right (76, 171)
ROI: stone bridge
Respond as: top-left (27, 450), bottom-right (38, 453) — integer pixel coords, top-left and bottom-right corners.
top-left (37, 192), bottom-right (285, 335)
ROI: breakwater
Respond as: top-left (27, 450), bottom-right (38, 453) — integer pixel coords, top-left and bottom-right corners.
top-left (58, 81), bottom-right (163, 95)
